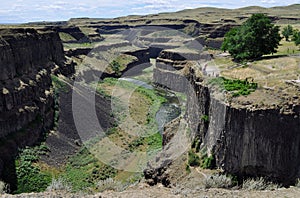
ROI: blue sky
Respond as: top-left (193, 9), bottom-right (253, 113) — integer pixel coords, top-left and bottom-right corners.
top-left (0, 0), bottom-right (299, 23)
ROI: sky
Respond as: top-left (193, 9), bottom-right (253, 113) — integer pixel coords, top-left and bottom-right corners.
top-left (0, 0), bottom-right (299, 23)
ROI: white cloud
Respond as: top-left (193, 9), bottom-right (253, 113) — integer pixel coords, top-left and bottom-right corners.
top-left (0, 0), bottom-right (298, 23)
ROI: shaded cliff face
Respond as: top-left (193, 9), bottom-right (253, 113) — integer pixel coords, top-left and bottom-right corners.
top-left (153, 50), bottom-right (300, 185)
top-left (0, 28), bottom-right (65, 81)
top-left (0, 28), bottom-right (67, 185)
top-left (208, 98), bottom-right (300, 184)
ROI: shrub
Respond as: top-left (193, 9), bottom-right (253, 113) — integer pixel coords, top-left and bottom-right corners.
top-left (47, 178), bottom-right (72, 192)
top-left (188, 150), bottom-right (200, 167)
top-left (204, 174), bottom-right (233, 189)
top-left (201, 154), bottom-right (216, 169)
top-left (242, 177), bottom-right (280, 190)
top-left (96, 178), bottom-right (125, 192)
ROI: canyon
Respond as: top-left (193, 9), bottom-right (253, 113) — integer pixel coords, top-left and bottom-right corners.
top-left (0, 4), bottom-right (300, 196)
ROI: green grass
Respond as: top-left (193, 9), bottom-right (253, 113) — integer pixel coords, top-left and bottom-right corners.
top-left (209, 77), bottom-right (257, 97)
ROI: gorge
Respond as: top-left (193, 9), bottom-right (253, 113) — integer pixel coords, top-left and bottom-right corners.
top-left (0, 4), bottom-right (300, 196)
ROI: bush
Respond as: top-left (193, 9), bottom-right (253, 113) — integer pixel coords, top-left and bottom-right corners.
top-left (47, 178), bottom-right (72, 192)
top-left (201, 154), bottom-right (216, 169)
top-left (188, 150), bottom-right (200, 167)
top-left (204, 174), bottom-right (233, 189)
top-left (96, 178), bottom-right (125, 192)
top-left (242, 177), bottom-right (280, 190)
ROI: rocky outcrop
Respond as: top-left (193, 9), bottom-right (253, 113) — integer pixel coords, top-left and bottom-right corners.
top-left (0, 28), bottom-right (70, 187)
top-left (153, 49), bottom-right (300, 185)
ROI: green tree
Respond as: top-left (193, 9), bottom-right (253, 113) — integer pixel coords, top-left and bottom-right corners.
top-left (292, 30), bottom-right (300, 46)
top-left (282, 25), bottom-right (294, 41)
top-left (221, 13), bottom-right (281, 61)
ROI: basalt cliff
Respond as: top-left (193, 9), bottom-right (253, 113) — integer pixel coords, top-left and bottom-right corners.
top-left (0, 28), bottom-right (74, 187)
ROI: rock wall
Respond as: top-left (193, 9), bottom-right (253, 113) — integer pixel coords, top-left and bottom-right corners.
top-left (207, 98), bottom-right (300, 185)
top-left (0, 28), bottom-right (69, 185)
top-left (153, 50), bottom-right (300, 185)
top-left (0, 28), bottom-right (65, 81)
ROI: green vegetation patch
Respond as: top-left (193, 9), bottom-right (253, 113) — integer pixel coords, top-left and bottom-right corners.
top-left (61, 147), bottom-right (117, 192)
top-left (200, 154), bottom-right (216, 169)
top-left (201, 115), bottom-right (209, 123)
top-left (209, 77), bottom-right (257, 97)
top-left (188, 149), bottom-right (200, 167)
top-left (14, 144), bottom-right (52, 194)
top-left (127, 132), bottom-right (162, 152)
